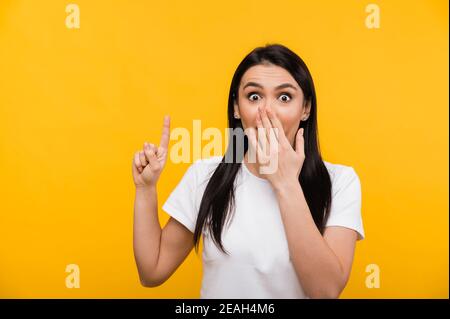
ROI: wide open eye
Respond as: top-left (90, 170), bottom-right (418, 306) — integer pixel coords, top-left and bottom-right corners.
top-left (279, 93), bottom-right (291, 103)
top-left (247, 93), bottom-right (261, 102)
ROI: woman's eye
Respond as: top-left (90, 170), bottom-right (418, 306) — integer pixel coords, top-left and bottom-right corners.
top-left (279, 93), bottom-right (291, 102)
top-left (247, 93), bottom-right (261, 101)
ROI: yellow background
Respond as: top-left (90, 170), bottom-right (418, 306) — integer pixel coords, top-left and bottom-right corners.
top-left (0, 0), bottom-right (448, 298)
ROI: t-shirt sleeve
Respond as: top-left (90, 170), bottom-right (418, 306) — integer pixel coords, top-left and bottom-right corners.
top-left (325, 166), bottom-right (365, 240)
top-left (161, 161), bottom-right (200, 233)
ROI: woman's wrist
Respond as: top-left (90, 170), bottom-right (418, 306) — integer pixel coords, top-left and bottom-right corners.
top-left (135, 184), bottom-right (157, 194)
top-left (272, 178), bottom-right (301, 196)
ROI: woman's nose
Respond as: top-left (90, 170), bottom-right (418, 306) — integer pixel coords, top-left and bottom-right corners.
top-left (263, 100), bottom-right (274, 109)
top-left (263, 103), bottom-right (277, 116)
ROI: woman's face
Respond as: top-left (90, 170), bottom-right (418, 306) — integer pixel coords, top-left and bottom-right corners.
top-left (234, 63), bottom-right (311, 148)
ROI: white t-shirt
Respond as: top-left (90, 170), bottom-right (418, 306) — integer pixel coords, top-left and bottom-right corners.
top-left (162, 155), bottom-right (365, 299)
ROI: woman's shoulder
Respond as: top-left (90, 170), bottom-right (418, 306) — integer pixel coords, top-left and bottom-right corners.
top-left (194, 155), bottom-right (223, 165)
top-left (188, 155), bottom-right (223, 180)
top-left (323, 160), bottom-right (360, 191)
top-left (323, 160), bottom-right (357, 175)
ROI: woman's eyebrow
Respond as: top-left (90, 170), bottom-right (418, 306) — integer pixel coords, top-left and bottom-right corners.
top-left (243, 81), bottom-right (298, 90)
top-left (275, 83), bottom-right (298, 90)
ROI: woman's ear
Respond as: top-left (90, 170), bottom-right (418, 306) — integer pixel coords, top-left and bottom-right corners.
top-left (233, 93), bottom-right (241, 119)
top-left (302, 100), bottom-right (311, 120)
top-left (233, 103), bottom-right (240, 119)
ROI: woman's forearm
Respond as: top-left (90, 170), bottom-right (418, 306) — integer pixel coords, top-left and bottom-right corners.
top-left (133, 185), bottom-right (162, 284)
top-left (274, 181), bottom-right (345, 298)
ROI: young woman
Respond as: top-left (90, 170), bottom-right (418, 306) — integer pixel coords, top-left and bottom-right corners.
top-left (132, 44), bottom-right (365, 299)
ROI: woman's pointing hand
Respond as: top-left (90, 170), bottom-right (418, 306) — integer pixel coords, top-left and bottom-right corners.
top-left (132, 115), bottom-right (171, 188)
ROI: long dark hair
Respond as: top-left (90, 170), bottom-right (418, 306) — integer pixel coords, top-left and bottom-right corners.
top-left (193, 44), bottom-right (332, 254)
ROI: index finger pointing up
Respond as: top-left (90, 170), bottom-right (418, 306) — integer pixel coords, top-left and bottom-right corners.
top-left (159, 115), bottom-right (171, 149)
